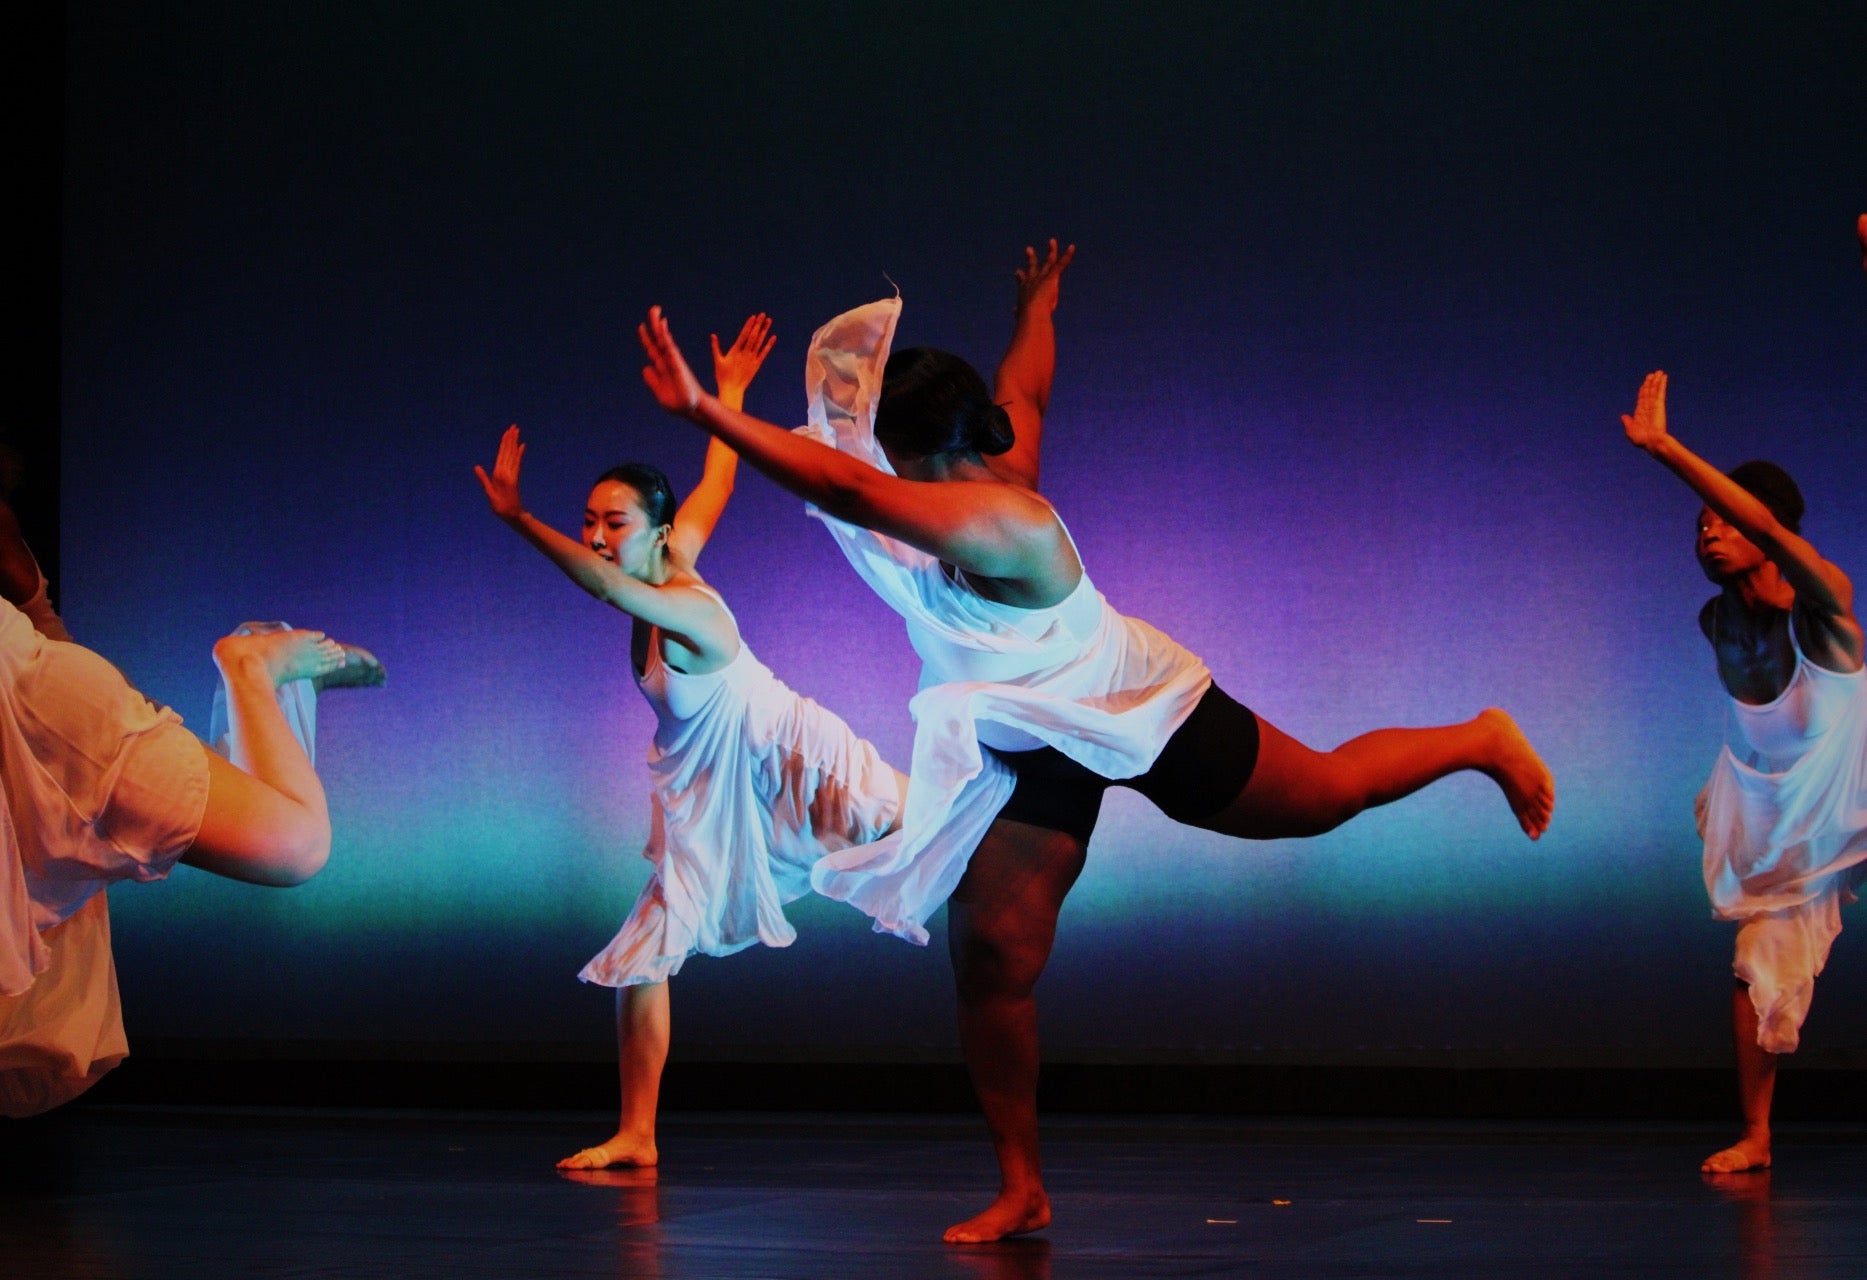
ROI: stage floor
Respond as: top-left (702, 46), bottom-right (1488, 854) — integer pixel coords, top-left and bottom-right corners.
top-left (6, 1108), bottom-right (1864, 1278)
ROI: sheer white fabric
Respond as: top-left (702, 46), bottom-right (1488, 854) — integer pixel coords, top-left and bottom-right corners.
top-left (0, 599), bottom-right (208, 995)
top-left (1698, 623), bottom-right (1867, 1053)
top-left (0, 596), bottom-right (236, 1116)
top-left (793, 298), bottom-right (1212, 944)
top-left (578, 610), bottom-right (900, 988)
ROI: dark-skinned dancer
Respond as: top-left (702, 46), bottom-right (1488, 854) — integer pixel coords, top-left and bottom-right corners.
top-left (637, 244), bottom-right (1554, 1242)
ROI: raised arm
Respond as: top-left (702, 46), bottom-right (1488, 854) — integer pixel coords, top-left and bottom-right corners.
top-left (990, 240), bottom-right (1075, 489)
top-left (639, 308), bottom-right (1062, 582)
top-left (1622, 371), bottom-right (1856, 625)
top-left (667, 313), bottom-right (775, 566)
top-left (474, 425), bottom-right (736, 657)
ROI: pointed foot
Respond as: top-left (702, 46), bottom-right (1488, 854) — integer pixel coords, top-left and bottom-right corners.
top-left (1478, 708), bottom-right (1555, 839)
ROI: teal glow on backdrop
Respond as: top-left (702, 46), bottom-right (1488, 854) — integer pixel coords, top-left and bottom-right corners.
top-left (64, 2), bottom-right (1867, 1063)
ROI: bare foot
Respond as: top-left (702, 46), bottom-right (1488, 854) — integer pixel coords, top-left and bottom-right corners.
top-left (314, 644), bottom-right (386, 691)
top-left (556, 1134), bottom-right (657, 1170)
top-left (943, 1188), bottom-right (1051, 1244)
top-left (1477, 708), bottom-right (1555, 839)
top-left (1702, 1133), bottom-right (1771, 1173)
top-left (213, 628), bottom-right (345, 687)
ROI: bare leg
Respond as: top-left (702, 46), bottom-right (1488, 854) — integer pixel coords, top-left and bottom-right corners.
top-left (184, 629), bottom-right (343, 886)
top-left (943, 818), bottom-right (1086, 1244)
top-left (559, 982), bottom-right (669, 1169)
top-left (1204, 708), bottom-right (1554, 841)
top-left (1704, 981), bottom-right (1776, 1172)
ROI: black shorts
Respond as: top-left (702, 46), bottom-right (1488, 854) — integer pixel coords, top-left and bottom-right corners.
top-left (989, 682), bottom-right (1260, 844)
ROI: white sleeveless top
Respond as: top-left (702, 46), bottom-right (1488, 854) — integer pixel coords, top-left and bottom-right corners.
top-left (791, 297), bottom-right (1211, 944)
top-left (1700, 614), bottom-right (1867, 918)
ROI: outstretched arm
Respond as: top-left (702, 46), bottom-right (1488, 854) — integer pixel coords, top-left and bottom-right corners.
top-left (474, 425), bottom-right (735, 655)
top-left (991, 239), bottom-right (1075, 489)
top-left (1622, 371), bottom-right (1855, 621)
top-left (639, 308), bottom-right (1060, 581)
top-left (668, 313), bottom-right (775, 565)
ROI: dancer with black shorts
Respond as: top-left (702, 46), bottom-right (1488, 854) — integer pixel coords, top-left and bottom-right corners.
top-left (637, 244), bottom-right (1555, 1242)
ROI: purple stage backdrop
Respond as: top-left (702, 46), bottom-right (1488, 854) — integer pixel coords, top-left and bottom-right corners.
top-left (62, 3), bottom-right (1865, 1066)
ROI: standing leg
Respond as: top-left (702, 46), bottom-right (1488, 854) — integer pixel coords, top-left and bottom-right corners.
top-left (184, 629), bottom-right (345, 886)
top-left (1703, 980), bottom-right (1776, 1172)
top-left (560, 982), bottom-right (670, 1169)
top-left (1206, 709), bottom-right (1554, 841)
top-left (943, 818), bottom-right (1088, 1244)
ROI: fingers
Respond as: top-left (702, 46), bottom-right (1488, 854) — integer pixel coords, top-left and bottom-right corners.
top-left (711, 332), bottom-right (726, 363)
top-left (1016, 239), bottom-right (1076, 282)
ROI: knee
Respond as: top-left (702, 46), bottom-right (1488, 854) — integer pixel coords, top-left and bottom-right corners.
top-left (1300, 754), bottom-right (1376, 835)
top-left (272, 818), bottom-right (331, 886)
top-left (950, 912), bottom-right (1050, 1003)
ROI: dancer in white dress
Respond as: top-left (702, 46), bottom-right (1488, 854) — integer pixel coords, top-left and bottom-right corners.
top-left (1622, 370), bottom-right (1864, 1174)
top-left (0, 496), bottom-right (375, 1116)
top-left (476, 315), bottom-right (904, 1170)
top-left (636, 243), bottom-right (1556, 1241)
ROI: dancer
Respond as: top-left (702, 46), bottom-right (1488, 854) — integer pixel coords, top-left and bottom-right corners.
top-left (0, 495), bottom-right (375, 1116)
top-left (475, 315), bottom-right (904, 1170)
top-left (1621, 371), bottom-right (1865, 1174)
top-left (636, 244), bottom-right (1555, 1241)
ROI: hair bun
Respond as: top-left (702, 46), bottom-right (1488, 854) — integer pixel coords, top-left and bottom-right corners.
top-left (971, 403), bottom-right (1015, 456)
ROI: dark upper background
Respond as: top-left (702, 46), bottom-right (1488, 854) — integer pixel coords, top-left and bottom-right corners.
top-left (52, 1), bottom-right (1867, 1064)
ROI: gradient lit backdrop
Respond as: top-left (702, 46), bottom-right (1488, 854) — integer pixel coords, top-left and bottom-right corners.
top-left (62, 3), bottom-right (1866, 1066)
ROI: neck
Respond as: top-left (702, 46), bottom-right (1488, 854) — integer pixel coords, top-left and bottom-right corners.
top-left (1726, 562), bottom-right (1794, 613)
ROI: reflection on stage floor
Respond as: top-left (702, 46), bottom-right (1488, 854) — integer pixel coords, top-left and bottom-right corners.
top-left (5, 1108), bottom-right (1863, 1278)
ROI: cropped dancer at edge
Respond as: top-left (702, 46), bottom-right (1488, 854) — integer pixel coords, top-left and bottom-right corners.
top-left (636, 243), bottom-right (1555, 1241)
top-left (1622, 371), bottom-right (1865, 1174)
top-left (0, 478), bottom-right (381, 1117)
top-left (476, 315), bottom-right (904, 1170)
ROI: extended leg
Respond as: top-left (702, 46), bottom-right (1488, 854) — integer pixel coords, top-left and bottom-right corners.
top-left (184, 629), bottom-right (344, 886)
top-left (1206, 709), bottom-right (1553, 841)
top-left (560, 982), bottom-right (670, 1169)
top-left (943, 818), bottom-right (1087, 1244)
top-left (1703, 980), bottom-right (1776, 1172)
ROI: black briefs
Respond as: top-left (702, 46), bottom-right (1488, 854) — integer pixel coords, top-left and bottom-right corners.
top-left (989, 681), bottom-right (1261, 844)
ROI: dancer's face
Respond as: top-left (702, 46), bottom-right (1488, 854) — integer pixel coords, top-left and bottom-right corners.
top-left (584, 480), bottom-right (667, 579)
top-left (1696, 507), bottom-right (1766, 582)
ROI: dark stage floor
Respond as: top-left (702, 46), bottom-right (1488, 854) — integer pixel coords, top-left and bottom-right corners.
top-left (5, 1108), bottom-right (1864, 1278)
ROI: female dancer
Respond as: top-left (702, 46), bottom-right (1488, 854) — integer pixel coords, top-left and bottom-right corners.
top-left (636, 244), bottom-right (1556, 1241)
top-left (1622, 371), bottom-right (1864, 1174)
top-left (475, 316), bottom-right (904, 1170)
top-left (0, 493), bottom-right (369, 1116)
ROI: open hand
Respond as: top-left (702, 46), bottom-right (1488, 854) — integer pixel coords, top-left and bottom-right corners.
top-left (1014, 239), bottom-right (1076, 317)
top-left (474, 424), bottom-right (527, 520)
top-left (1620, 371), bottom-right (1670, 453)
top-left (712, 312), bottom-right (776, 401)
top-left (640, 306), bottom-right (705, 416)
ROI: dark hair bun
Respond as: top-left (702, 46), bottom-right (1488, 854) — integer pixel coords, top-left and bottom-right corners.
top-left (876, 347), bottom-right (1018, 459)
top-left (971, 402), bottom-right (1015, 456)
top-left (1727, 460), bottom-right (1804, 534)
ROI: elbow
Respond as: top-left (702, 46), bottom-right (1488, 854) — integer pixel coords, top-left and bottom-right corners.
top-left (815, 473), bottom-right (874, 523)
